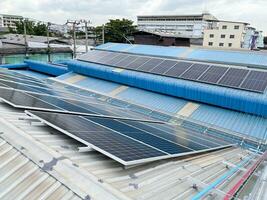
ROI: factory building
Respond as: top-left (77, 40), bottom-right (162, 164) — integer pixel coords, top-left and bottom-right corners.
top-left (0, 43), bottom-right (266, 200)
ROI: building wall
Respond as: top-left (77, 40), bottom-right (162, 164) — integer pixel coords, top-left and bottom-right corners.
top-left (137, 14), bottom-right (215, 38)
top-left (0, 14), bottom-right (23, 30)
top-left (203, 22), bottom-right (246, 49)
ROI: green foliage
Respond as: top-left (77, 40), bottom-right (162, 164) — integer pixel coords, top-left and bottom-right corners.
top-left (95, 18), bottom-right (137, 43)
top-left (13, 20), bottom-right (48, 36)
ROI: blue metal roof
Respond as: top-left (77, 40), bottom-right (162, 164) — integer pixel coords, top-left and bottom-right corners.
top-left (67, 60), bottom-right (267, 117)
top-left (117, 87), bottom-right (187, 113)
top-left (96, 43), bottom-right (267, 68)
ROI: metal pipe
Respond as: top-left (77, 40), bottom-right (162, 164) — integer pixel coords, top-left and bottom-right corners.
top-left (191, 154), bottom-right (254, 200)
top-left (223, 151), bottom-right (267, 200)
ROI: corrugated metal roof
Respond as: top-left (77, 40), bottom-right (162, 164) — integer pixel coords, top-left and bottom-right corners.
top-left (53, 71), bottom-right (267, 141)
top-left (96, 43), bottom-right (267, 68)
top-left (0, 138), bottom-right (82, 200)
top-left (0, 100), bottom-right (261, 200)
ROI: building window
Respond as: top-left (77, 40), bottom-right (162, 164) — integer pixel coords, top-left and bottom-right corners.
top-left (219, 43), bottom-right (224, 47)
top-left (222, 25), bottom-right (227, 29)
top-left (228, 43), bottom-right (232, 47)
top-left (208, 42), bottom-right (213, 46)
top-left (221, 34), bottom-right (226, 38)
top-left (230, 35), bottom-right (235, 39)
top-left (209, 34), bottom-right (214, 38)
top-left (234, 25), bottom-right (240, 29)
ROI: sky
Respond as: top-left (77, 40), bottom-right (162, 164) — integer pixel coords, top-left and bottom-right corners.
top-left (0, 0), bottom-right (267, 34)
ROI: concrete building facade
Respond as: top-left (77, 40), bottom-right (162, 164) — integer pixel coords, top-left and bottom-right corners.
top-left (203, 21), bottom-right (264, 49)
top-left (0, 14), bottom-right (23, 31)
top-left (137, 13), bottom-right (217, 38)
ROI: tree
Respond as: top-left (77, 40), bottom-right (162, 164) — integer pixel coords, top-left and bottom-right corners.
top-left (13, 20), bottom-right (48, 36)
top-left (95, 18), bottom-right (137, 43)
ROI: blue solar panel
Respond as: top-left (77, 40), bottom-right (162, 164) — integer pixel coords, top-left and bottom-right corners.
top-left (27, 111), bottom-right (233, 166)
top-left (180, 64), bottom-right (210, 80)
top-left (198, 66), bottom-right (228, 84)
top-left (218, 68), bottom-right (249, 87)
top-left (240, 71), bottom-right (267, 92)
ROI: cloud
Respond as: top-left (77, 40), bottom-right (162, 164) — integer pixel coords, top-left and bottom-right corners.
top-left (0, 0), bottom-right (266, 34)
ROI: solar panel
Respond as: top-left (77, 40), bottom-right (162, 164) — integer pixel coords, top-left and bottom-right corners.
top-left (150, 60), bottom-right (177, 75)
top-left (117, 55), bottom-right (138, 68)
top-left (198, 66), bottom-right (229, 84)
top-left (28, 111), bottom-right (233, 166)
top-left (180, 64), bottom-right (210, 80)
top-left (106, 54), bottom-right (127, 66)
top-left (78, 50), bottom-right (107, 62)
top-left (218, 68), bottom-right (249, 87)
top-left (96, 52), bottom-right (118, 65)
top-left (164, 62), bottom-right (192, 78)
top-left (77, 50), bottom-right (266, 93)
top-left (125, 57), bottom-right (151, 70)
top-left (136, 58), bottom-right (164, 72)
top-left (240, 71), bottom-right (267, 93)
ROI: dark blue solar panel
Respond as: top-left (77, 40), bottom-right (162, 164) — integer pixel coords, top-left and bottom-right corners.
top-left (180, 64), bottom-right (210, 80)
top-left (150, 60), bottom-right (177, 75)
top-left (28, 111), bottom-right (232, 165)
top-left (198, 66), bottom-right (228, 83)
top-left (137, 58), bottom-right (164, 72)
top-left (116, 55), bottom-right (138, 68)
top-left (106, 54), bottom-right (127, 66)
top-left (164, 62), bottom-right (193, 77)
top-left (29, 111), bottom-right (166, 163)
top-left (86, 117), bottom-right (192, 154)
top-left (240, 71), bottom-right (267, 93)
top-left (125, 57), bottom-right (151, 70)
top-left (218, 68), bottom-right (249, 87)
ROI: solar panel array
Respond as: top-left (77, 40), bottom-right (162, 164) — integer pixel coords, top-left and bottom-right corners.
top-left (78, 50), bottom-right (267, 93)
top-left (28, 111), bottom-right (232, 166)
top-left (0, 69), bottom-right (233, 166)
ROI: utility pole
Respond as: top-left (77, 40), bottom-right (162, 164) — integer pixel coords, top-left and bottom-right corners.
top-left (47, 22), bottom-right (51, 62)
top-left (23, 18), bottom-right (28, 58)
top-left (80, 19), bottom-right (91, 53)
top-left (66, 20), bottom-right (80, 58)
top-left (102, 24), bottom-right (105, 44)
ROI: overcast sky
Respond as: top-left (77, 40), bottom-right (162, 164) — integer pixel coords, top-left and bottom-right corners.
top-left (1, 0), bottom-right (266, 34)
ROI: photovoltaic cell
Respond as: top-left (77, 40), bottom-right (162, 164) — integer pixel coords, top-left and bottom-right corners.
top-left (125, 57), bottom-right (151, 70)
top-left (28, 111), bottom-right (232, 166)
top-left (150, 60), bottom-right (177, 75)
top-left (198, 66), bottom-right (228, 83)
top-left (106, 54), bottom-right (127, 66)
top-left (117, 55), bottom-right (138, 68)
top-left (137, 58), bottom-right (164, 72)
top-left (180, 64), bottom-right (210, 80)
top-left (164, 62), bottom-right (193, 78)
top-left (218, 68), bottom-right (249, 87)
top-left (240, 71), bottom-right (267, 92)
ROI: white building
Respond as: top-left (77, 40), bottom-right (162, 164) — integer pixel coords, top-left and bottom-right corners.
top-left (0, 14), bottom-right (23, 31)
top-left (203, 21), bottom-right (264, 50)
top-left (137, 13), bottom-right (217, 38)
